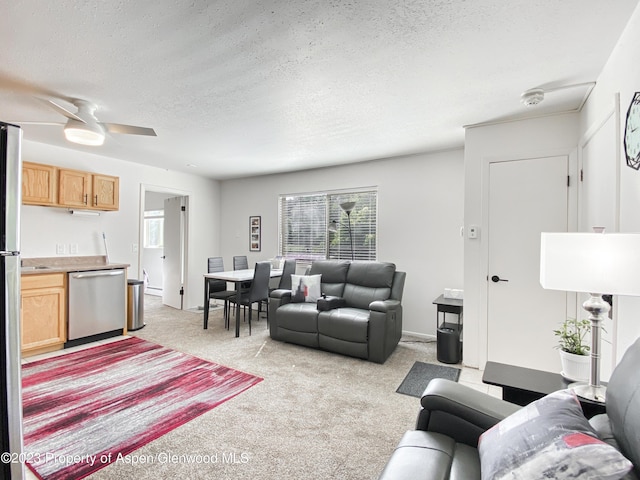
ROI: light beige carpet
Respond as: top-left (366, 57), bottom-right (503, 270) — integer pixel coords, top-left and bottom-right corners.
top-left (85, 295), bottom-right (438, 480)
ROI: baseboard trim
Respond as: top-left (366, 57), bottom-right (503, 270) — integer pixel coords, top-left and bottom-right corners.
top-left (401, 330), bottom-right (436, 341)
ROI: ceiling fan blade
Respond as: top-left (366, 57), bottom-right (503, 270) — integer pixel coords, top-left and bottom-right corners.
top-left (41, 99), bottom-right (85, 123)
top-left (10, 121), bottom-right (64, 126)
top-left (102, 123), bottom-right (156, 137)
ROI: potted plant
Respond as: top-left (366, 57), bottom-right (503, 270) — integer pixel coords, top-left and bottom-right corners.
top-left (553, 318), bottom-right (591, 382)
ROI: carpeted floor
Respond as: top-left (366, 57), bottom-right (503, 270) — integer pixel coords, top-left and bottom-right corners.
top-left (32, 296), bottom-right (447, 480)
top-left (23, 336), bottom-right (263, 480)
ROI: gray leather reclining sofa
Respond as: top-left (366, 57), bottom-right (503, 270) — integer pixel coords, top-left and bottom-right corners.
top-left (378, 336), bottom-right (640, 479)
top-left (269, 260), bottom-right (406, 364)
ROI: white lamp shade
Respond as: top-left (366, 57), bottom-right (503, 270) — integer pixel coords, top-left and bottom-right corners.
top-left (540, 232), bottom-right (640, 296)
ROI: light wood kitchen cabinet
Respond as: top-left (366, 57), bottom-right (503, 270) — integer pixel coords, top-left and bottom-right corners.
top-left (92, 173), bottom-right (119, 210)
top-left (22, 161), bottom-right (57, 206)
top-left (58, 168), bottom-right (91, 208)
top-left (22, 162), bottom-right (120, 211)
top-left (21, 273), bottom-right (66, 357)
top-left (58, 168), bottom-right (119, 210)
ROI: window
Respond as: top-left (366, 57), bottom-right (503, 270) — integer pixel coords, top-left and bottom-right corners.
top-left (144, 210), bottom-right (164, 248)
top-left (327, 191), bottom-right (377, 260)
top-left (278, 189), bottom-right (377, 261)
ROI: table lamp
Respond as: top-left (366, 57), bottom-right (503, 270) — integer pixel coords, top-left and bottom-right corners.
top-left (540, 231), bottom-right (640, 402)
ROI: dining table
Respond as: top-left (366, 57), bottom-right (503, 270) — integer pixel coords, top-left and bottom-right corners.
top-left (203, 268), bottom-right (283, 337)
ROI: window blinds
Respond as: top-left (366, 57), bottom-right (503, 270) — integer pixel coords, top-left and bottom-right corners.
top-left (278, 189), bottom-right (377, 261)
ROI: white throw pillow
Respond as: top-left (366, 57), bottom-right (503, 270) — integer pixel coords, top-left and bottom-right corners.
top-left (290, 274), bottom-right (322, 303)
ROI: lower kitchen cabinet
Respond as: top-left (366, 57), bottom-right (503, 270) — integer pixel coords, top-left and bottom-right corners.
top-left (21, 273), bottom-right (66, 357)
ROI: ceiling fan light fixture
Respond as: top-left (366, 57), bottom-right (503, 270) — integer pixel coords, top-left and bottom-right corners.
top-left (64, 119), bottom-right (105, 146)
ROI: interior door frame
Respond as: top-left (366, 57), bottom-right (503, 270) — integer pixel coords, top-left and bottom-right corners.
top-left (137, 184), bottom-right (191, 304)
top-left (477, 148), bottom-right (579, 369)
top-left (577, 95), bottom-right (621, 375)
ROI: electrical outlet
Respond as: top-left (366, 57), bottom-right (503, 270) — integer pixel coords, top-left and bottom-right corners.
top-left (132, 243), bottom-right (138, 253)
top-left (69, 243), bottom-right (78, 254)
top-left (56, 243), bottom-right (66, 255)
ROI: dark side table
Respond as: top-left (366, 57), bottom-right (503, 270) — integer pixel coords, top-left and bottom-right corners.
top-left (482, 361), bottom-right (606, 418)
top-left (433, 295), bottom-right (463, 364)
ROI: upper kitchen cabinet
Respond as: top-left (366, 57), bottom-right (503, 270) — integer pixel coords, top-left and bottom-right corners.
top-left (22, 161), bottom-right (57, 206)
top-left (58, 168), bottom-right (91, 208)
top-left (92, 173), bottom-right (119, 210)
top-left (58, 168), bottom-right (120, 211)
top-left (22, 162), bottom-right (120, 211)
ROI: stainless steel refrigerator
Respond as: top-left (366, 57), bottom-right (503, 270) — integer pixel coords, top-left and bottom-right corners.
top-left (0, 122), bottom-right (24, 479)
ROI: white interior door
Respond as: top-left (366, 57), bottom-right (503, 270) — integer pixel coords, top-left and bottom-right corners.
top-left (487, 156), bottom-right (570, 372)
top-left (162, 196), bottom-right (186, 309)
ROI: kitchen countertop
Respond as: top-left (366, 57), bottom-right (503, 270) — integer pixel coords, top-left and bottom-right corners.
top-left (21, 255), bottom-right (129, 275)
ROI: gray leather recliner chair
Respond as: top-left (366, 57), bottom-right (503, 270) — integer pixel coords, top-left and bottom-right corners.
top-left (379, 337), bottom-right (640, 479)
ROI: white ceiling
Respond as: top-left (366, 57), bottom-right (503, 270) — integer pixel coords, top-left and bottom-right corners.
top-left (2, 1), bottom-right (638, 180)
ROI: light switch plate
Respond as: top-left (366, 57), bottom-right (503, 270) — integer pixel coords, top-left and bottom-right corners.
top-left (69, 243), bottom-right (78, 254)
top-left (56, 243), bottom-right (66, 255)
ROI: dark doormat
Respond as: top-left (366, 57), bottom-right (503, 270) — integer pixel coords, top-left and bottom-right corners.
top-left (396, 361), bottom-right (461, 398)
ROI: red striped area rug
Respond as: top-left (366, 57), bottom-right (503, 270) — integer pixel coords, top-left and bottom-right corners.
top-left (22, 336), bottom-right (262, 480)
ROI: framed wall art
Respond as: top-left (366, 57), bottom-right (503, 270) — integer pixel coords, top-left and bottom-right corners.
top-left (250, 216), bottom-right (261, 252)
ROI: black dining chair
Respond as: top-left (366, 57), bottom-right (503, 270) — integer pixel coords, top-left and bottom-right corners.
top-left (228, 261), bottom-right (271, 335)
top-left (268, 259), bottom-right (296, 297)
top-left (233, 255), bottom-right (252, 290)
top-left (264, 259), bottom-right (296, 326)
top-left (233, 255), bottom-right (249, 270)
top-left (264, 259), bottom-right (297, 323)
top-left (277, 259), bottom-right (297, 290)
top-left (232, 255), bottom-right (252, 318)
top-left (207, 257), bottom-right (236, 329)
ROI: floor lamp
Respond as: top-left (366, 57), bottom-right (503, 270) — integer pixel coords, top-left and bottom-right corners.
top-left (540, 231), bottom-right (640, 402)
top-left (328, 201), bottom-right (355, 260)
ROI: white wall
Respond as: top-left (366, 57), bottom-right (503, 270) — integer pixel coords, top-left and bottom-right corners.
top-left (19, 3), bottom-right (640, 356)
top-left (462, 2), bottom-right (640, 370)
top-left (463, 113), bottom-right (580, 368)
top-left (20, 140), bottom-right (221, 309)
top-left (219, 150), bottom-right (465, 337)
top-left (580, 1), bottom-right (640, 361)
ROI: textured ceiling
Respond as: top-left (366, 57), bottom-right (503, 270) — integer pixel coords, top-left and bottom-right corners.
top-left (1, 0), bottom-right (638, 179)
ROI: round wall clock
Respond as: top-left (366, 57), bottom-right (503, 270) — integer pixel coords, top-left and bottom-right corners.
top-left (624, 91), bottom-right (640, 170)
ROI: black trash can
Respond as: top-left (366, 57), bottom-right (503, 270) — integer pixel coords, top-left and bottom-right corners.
top-left (127, 279), bottom-right (145, 331)
top-left (437, 326), bottom-right (461, 364)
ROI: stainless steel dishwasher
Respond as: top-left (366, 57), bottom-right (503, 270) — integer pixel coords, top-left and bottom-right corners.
top-left (68, 269), bottom-right (126, 341)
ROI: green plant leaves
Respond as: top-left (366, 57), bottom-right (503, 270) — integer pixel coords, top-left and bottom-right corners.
top-left (553, 318), bottom-right (591, 355)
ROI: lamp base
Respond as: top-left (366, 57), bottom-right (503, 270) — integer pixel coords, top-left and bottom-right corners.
top-left (569, 382), bottom-right (606, 404)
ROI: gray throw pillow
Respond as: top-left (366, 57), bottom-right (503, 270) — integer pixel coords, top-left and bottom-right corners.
top-left (478, 389), bottom-right (633, 480)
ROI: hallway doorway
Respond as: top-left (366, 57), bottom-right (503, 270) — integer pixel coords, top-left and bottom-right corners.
top-left (139, 185), bottom-right (190, 309)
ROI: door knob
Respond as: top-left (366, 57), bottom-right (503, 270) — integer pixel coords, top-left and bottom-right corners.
top-left (491, 275), bottom-right (509, 283)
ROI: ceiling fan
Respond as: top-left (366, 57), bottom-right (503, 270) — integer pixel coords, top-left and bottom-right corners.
top-left (23, 98), bottom-right (157, 146)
